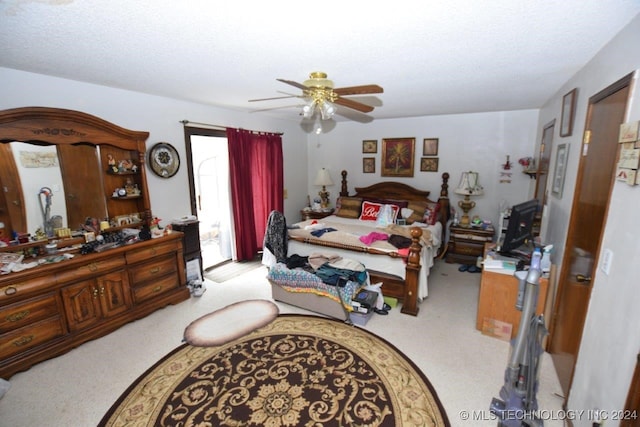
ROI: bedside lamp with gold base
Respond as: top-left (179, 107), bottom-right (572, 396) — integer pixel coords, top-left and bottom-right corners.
top-left (454, 171), bottom-right (484, 227)
top-left (314, 168), bottom-right (334, 209)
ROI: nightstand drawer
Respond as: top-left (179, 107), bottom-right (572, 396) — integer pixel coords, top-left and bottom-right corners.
top-left (451, 240), bottom-right (485, 256)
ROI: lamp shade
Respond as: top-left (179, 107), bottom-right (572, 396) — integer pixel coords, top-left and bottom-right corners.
top-left (454, 171), bottom-right (484, 196)
top-left (314, 168), bottom-right (333, 186)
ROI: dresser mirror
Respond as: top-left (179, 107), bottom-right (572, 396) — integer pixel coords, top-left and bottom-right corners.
top-left (0, 107), bottom-right (152, 248)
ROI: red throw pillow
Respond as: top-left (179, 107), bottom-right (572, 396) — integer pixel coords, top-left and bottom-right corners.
top-left (359, 201), bottom-right (383, 221)
top-left (423, 202), bottom-right (441, 225)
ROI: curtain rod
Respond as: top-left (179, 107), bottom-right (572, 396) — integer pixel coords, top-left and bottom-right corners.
top-left (180, 120), bottom-right (283, 135)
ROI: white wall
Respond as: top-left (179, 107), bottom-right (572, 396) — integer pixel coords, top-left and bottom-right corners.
top-left (535, 15), bottom-right (640, 425)
top-left (307, 110), bottom-right (539, 229)
top-left (0, 67), bottom-right (309, 224)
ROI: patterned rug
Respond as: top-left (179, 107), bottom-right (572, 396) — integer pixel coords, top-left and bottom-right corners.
top-left (99, 314), bottom-right (450, 426)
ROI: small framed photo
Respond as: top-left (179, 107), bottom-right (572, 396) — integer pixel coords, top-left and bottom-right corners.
top-left (560, 88), bottom-right (577, 137)
top-left (84, 232), bottom-right (96, 243)
top-left (423, 138), bottom-right (439, 156)
top-left (362, 140), bottom-right (377, 153)
top-left (420, 157), bottom-right (439, 172)
top-left (363, 157), bottom-right (375, 173)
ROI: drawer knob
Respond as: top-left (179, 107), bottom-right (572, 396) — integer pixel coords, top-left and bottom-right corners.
top-left (149, 267), bottom-right (161, 274)
top-left (6, 310), bottom-right (30, 322)
top-left (152, 285), bottom-right (162, 293)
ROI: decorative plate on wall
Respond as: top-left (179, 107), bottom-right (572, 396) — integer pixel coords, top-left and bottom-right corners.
top-left (148, 142), bottom-right (180, 178)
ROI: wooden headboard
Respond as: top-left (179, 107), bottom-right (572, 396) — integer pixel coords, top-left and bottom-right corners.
top-left (338, 170), bottom-right (451, 227)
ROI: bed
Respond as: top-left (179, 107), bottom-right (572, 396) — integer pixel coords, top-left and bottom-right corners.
top-left (266, 170), bottom-right (450, 318)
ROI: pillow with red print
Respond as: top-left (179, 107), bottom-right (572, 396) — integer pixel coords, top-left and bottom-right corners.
top-left (359, 201), bottom-right (383, 221)
top-left (423, 202), bottom-right (441, 225)
top-left (359, 201), bottom-right (402, 222)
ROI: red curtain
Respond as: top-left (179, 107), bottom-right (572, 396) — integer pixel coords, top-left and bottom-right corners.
top-left (226, 128), bottom-right (283, 261)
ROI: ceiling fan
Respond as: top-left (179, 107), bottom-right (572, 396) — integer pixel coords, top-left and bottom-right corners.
top-left (249, 72), bottom-right (383, 122)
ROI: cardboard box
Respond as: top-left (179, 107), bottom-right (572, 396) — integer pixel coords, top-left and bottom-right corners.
top-left (350, 310), bottom-right (374, 326)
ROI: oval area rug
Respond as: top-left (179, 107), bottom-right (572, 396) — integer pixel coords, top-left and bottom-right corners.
top-left (99, 314), bottom-right (450, 427)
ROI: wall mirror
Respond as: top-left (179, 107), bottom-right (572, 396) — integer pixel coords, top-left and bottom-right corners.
top-left (0, 107), bottom-right (151, 246)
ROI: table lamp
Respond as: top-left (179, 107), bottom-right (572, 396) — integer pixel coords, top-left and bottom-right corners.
top-left (454, 171), bottom-right (484, 227)
top-left (314, 168), bottom-right (334, 209)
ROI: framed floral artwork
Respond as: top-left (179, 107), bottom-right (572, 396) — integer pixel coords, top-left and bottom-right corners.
top-left (381, 137), bottom-right (415, 177)
top-left (362, 140), bottom-right (377, 153)
top-left (363, 157), bottom-right (375, 173)
top-left (420, 157), bottom-right (439, 172)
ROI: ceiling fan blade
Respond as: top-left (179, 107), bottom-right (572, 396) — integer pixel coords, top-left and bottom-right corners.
top-left (276, 78), bottom-right (308, 90)
top-left (333, 84), bottom-right (383, 96)
top-left (333, 97), bottom-right (374, 113)
top-left (248, 95), bottom-right (298, 102)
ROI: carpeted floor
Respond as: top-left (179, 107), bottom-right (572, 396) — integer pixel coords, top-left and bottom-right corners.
top-left (99, 314), bottom-right (450, 426)
top-left (204, 258), bottom-right (262, 283)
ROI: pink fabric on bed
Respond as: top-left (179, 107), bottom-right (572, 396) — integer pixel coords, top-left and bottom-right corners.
top-left (359, 231), bottom-right (389, 246)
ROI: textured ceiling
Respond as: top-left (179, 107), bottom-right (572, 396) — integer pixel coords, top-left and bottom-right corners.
top-left (1, 1), bottom-right (639, 124)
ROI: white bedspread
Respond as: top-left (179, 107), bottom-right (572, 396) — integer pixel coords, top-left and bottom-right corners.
top-left (286, 215), bottom-right (441, 299)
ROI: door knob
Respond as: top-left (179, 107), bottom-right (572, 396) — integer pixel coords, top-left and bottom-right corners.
top-left (576, 274), bottom-right (592, 283)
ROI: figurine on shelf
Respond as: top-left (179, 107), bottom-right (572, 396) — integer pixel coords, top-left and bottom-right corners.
top-left (118, 159), bottom-right (134, 172)
top-left (107, 154), bottom-right (119, 173)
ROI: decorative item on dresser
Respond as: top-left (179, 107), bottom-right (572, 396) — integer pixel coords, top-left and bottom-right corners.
top-left (0, 107), bottom-right (190, 378)
top-left (446, 223), bottom-right (494, 265)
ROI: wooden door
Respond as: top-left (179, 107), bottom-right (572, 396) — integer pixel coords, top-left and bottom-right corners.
top-left (96, 270), bottom-right (132, 318)
top-left (548, 74), bottom-right (632, 397)
top-left (534, 120), bottom-right (555, 205)
top-left (61, 279), bottom-right (102, 332)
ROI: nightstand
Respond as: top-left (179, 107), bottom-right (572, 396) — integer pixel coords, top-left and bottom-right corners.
top-left (445, 224), bottom-right (494, 264)
top-left (300, 209), bottom-right (334, 221)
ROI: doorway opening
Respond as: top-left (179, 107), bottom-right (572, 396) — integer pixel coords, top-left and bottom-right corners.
top-left (188, 134), bottom-right (233, 270)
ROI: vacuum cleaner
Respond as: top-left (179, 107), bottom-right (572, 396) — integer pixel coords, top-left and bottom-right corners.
top-left (490, 248), bottom-right (548, 427)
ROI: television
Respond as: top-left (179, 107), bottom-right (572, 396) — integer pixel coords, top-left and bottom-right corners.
top-left (499, 199), bottom-right (539, 255)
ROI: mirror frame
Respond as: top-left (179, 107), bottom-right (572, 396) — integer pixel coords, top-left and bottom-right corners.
top-left (0, 106), bottom-right (152, 244)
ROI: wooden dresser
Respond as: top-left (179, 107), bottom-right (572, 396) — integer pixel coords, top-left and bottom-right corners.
top-left (0, 233), bottom-right (189, 378)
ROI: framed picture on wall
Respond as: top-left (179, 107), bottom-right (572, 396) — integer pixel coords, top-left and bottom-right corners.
top-left (552, 143), bottom-right (569, 198)
top-left (420, 157), bottom-right (439, 172)
top-left (381, 137), bottom-right (415, 177)
top-left (362, 140), bottom-right (377, 153)
top-left (363, 157), bottom-right (375, 173)
top-left (422, 138), bottom-right (439, 156)
top-left (560, 88), bottom-right (577, 137)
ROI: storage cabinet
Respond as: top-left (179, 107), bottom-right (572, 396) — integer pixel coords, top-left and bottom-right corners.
top-left (476, 269), bottom-right (549, 339)
top-left (446, 224), bottom-right (494, 264)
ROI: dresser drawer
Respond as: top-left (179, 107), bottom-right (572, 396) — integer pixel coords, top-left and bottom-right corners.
top-left (125, 240), bottom-right (178, 264)
top-left (56, 256), bottom-right (126, 283)
top-left (0, 274), bottom-right (52, 304)
top-left (450, 240), bottom-right (485, 257)
top-left (0, 316), bottom-right (66, 360)
top-left (131, 273), bottom-right (179, 303)
top-left (129, 255), bottom-right (177, 285)
top-left (0, 293), bottom-right (61, 334)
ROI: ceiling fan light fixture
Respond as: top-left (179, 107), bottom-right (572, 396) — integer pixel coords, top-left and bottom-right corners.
top-left (313, 115), bottom-right (323, 134)
top-left (304, 71), bottom-right (333, 89)
top-left (302, 102), bottom-right (316, 118)
top-left (320, 101), bottom-right (336, 120)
